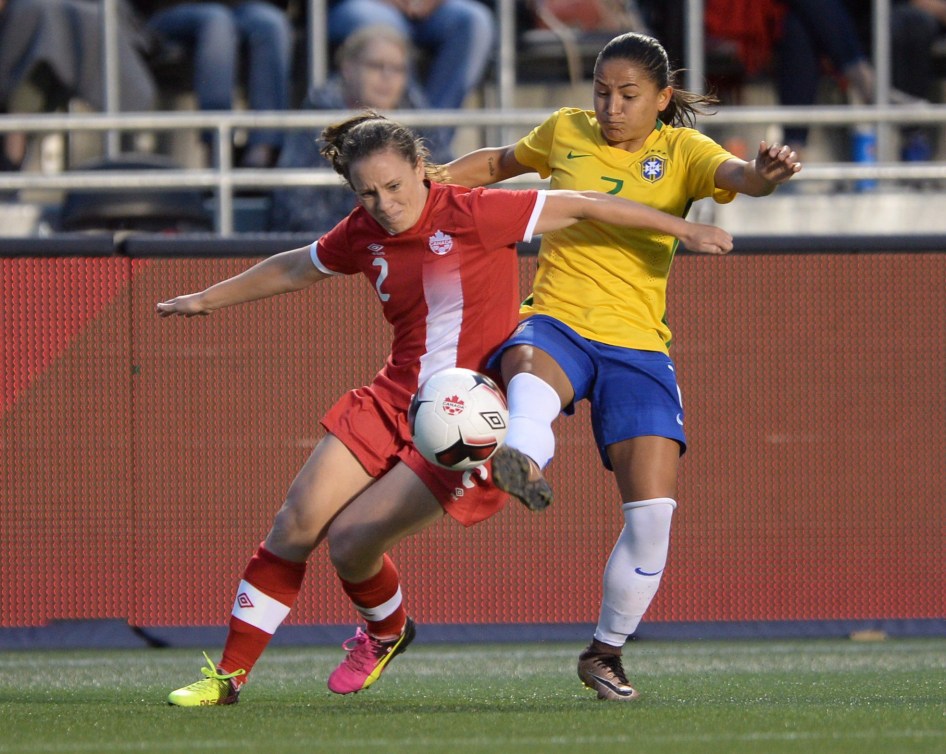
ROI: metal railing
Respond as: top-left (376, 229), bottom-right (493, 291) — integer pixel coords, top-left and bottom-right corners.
top-left (2, 104), bottom-right (945, 234)
top-left (2, 0), bottom-right (943, 234)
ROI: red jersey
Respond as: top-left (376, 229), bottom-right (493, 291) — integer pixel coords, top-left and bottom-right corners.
top-left (311, 182), bottom-right (545, 407)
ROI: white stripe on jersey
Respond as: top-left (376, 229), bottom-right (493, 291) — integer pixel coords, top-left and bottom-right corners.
top-left (523, 190), bottom-right (547, 242)
top-left (418, 244), bottom-right (464, 385)
top-left (309, 242), bottom-right (342, 276)
top-left (231, 580), bottom-right (292, 635)
top-left (353, 586), bottom-right (403, 622)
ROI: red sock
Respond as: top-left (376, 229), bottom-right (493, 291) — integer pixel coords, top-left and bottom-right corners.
top-left (219, 543), bottom-right (306, 681)
top-left (338, 554), bottom-right (406, 639)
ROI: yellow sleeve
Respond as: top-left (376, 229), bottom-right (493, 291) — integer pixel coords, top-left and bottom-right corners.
top-left (513, 109), bottom-right (567, 179)
top-left (679, 128), bottom-right (738, 205)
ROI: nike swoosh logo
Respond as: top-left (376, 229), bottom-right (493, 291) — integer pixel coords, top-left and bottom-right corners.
top-left (634, 567), bottom-right (663, 577)
top-left (591, 674), bottom-right (635, 697)
top-left (566, 151), bottom-right (591, 159)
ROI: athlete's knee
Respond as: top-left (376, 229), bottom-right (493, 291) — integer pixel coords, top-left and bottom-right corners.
top-left (268, 492), bottom-right (323, 552)
top-left (327, 520), bottom-right (382, 576)
top-left (501, 350), bottom-right (572, 408)
top-left (504, 372), bottom-right (562, 469)
top-left (499, 344), bottom-right (533, 377)
top-left (621, 498), bottom-right (676, 548)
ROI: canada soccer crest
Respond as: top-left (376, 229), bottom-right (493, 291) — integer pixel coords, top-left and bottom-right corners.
top-left (641, 156), bottom-right (666, 183)
top-left (428, 230), bottom-right (454, 255)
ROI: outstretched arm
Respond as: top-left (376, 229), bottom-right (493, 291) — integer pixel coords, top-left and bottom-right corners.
top-left (714, 141), bottom-right (802, 197)
top-left (444, 145), bottom-right (534, 187)
top-left (156, 246), bottom-right (328, 317)
top-left (535, 190), bottom-right (734, 255)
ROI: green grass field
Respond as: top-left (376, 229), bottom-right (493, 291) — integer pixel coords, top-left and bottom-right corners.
top-left (0, 639), bottom-right (943, 754)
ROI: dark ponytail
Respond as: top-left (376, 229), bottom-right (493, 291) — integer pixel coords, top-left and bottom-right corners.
top-left (595, 32), bottom-right (719, 128)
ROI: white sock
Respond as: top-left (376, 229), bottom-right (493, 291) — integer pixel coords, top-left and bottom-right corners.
top-left (503, 373), bottom-right (560, 469)
top-left (593, 498), bottom-right (676, 647)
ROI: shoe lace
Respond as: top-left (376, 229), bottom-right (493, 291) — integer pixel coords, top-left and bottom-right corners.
top-left (196, 651), bottom-right (246, 684)
top-left (594, 653), bottom-right (629, 685)
top-left (340, 628), bottom-right (387, 673)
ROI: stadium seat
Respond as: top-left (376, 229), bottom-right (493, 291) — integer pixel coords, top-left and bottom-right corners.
top-left (59, 153), bottom-right (213, 232)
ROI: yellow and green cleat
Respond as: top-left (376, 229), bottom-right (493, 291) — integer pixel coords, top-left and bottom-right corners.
top-left (167, 652), bottom-right (245, 706)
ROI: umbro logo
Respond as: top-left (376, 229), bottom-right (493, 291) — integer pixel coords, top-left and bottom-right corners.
top-left (368, 243), bottom-right (385, 255)
top-left (236, 592), bottom-right (254, 609)
top-left (567, 151), bottom-right (591, 159)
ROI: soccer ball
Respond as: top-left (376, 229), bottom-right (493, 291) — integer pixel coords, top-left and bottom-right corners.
top-left (408, 368), bottom-right (509, 471)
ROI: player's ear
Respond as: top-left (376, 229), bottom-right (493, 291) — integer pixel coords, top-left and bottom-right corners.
top-left (657, 86), bottom-right (673, 113)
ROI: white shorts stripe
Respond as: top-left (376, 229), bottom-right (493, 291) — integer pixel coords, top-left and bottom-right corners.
top-left (231, 580), bottom-right (292, 635)
top-left (353, 586), bottom-right (403, 622)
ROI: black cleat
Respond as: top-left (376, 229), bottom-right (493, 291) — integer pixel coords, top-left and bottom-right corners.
top-left (491, 446), bottom-right (553, 511)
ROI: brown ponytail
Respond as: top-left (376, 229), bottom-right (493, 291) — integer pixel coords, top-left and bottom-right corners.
top-left (320, 110), bottom-right (448, 185)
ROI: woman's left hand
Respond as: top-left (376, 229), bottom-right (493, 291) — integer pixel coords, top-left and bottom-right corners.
top-left (755, 141), bottom-right (802, 185)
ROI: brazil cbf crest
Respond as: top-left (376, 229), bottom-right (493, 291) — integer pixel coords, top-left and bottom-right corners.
top-left (428, 230), bottom-right (454, 255)
top-left (641, 155), bottom-right (666, 183)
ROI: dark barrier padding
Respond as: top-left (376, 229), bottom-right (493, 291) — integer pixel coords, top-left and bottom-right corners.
top-left (521, 234), bottom-right (946, 256)
top-left (2, 618), bottom-right (943, 650)
top-left (0, 234), bottom-right (117, 257)
top-left (2, 233), bottom-right (944, 258)
top-left (121, 233), bottom-right (319, 258)
top-left (724, 234), bottom-right (946, 254)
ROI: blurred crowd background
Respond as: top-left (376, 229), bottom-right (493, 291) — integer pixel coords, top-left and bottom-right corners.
top-left (1, 0), bottom-right (944, 235)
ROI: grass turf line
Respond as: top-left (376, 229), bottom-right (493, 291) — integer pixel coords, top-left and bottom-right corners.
top-left (0, 639), bottom-right (943, 754)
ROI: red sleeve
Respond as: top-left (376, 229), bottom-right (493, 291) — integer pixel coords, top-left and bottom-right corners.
top-left (311, 215), bottom-right (359, 275)
top-left (467, 187), bottom-right (540, 250)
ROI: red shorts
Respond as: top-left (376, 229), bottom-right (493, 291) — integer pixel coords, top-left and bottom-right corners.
top-left (320, 385), bottom-right (508, 527)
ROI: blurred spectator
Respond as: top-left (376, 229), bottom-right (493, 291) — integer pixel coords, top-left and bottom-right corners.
top-left (0, 0), bottom-right (156, 170)
top-left (889, 0), bottom-right (944, 160)
top-left (327, 0), bottom-right (495, 150)
top-left (135, 0), bottom-right (293, 167)
top-left (775, 0), bottom-right (875, 153)
top-left (268, 24), bottom-right (450, 233)
top-left (705, 0), bottom-right (919, 156)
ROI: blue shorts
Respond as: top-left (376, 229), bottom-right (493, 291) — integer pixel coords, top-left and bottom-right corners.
top-left (490, 315), bottom-right (686, 470)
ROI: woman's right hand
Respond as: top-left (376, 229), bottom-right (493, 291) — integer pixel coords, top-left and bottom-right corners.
top-left (156, 293), bottom-right (210, 317)
top-left (679, 222), bottom-right (734, 256)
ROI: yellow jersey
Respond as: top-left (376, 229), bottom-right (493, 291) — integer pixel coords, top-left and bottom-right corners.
top-left (515, 107), bottom-right (737, 353)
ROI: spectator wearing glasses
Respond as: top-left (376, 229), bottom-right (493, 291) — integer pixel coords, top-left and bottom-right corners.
top-left (268, 24), bottom-right (449, 233)
top-left (327, 0), bottom-right (495, 152)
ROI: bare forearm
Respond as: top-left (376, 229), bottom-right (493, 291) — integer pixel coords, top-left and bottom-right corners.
top-left (157, 246), bottom-right (322, 317)
top-left (537, 191), bottom-right (685, 235)
top-left (198, 248), bottom-right (317, 310)
top-left (715, 144), bottom-right (801, 196)
top-left (444, 146), bottom-right (526, 187)
top-left (588, 193), bottom-right (690, 234)
top-left (738, 160), bottom-right (779, 196)
top-left (535, 191), bottom-right (733, 254)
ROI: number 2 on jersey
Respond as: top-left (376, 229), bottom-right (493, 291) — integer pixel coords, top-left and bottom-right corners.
top-left (372, 258), bottom-right (390, 302)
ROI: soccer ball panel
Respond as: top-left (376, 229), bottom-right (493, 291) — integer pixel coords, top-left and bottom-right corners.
top-left (408, 368), bottom-right (509, 471)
